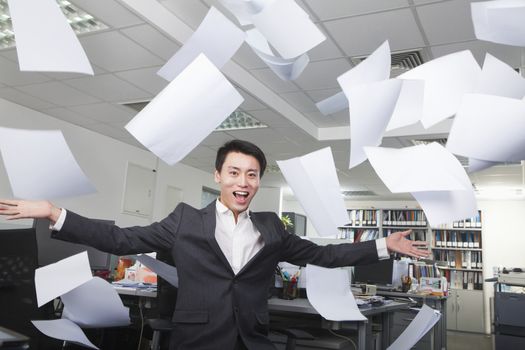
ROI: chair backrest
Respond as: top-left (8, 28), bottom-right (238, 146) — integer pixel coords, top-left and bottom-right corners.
top-left (155, 250), bottom-right (178, 319)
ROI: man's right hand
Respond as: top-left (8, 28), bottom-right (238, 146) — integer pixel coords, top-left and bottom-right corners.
top-left (0, 199), bottom-right (61, 224)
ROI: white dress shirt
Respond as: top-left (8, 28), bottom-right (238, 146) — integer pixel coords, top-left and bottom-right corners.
top-left (215, 199), bottom-right (265, 274)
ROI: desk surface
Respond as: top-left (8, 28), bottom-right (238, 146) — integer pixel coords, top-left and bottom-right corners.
top-left (113, 285), bottom-right (157, 298)
top-left (268, 297), bottom-right (409, 317)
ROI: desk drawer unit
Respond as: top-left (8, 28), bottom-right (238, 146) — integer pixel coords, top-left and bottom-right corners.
top-left (390, 310), bottom-right (432, 350)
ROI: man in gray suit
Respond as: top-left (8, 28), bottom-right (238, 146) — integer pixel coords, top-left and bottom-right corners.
top-left (0, 140), bottom-right (427, 350)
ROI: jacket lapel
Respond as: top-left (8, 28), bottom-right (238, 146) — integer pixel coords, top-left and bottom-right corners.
top-left (201, 201), bottom-right (235, 276)
top-left (236, 212), bottom-right (273, 275)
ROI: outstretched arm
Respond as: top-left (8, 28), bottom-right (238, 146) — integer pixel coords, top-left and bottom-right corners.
top-left (386, 230), bottom-right (429, 258)
top-left (0, 199), bottom-right (62, 224)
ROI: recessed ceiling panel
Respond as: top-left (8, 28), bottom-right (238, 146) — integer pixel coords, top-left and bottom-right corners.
top-left (16, 81), bottom-right (100, 106)
top-left (121, 24), bottom-right (181, 60)
top-left (64, 74), bottom-right (151, 102)
top-left (116, 67), bottom-right (168, 95)
top-left (71, 0), bottom-right (143, 28)
top-left (0, 87), bottom-right (56, 109)
top-left (294, 58), bottom-right (352, 90)
top-left (249, 68), bottom-right (301, 93)
top-left (304, 0), bottom-right (409, 20)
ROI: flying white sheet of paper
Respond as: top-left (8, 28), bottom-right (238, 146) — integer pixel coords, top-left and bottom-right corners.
top-left (158, 7), bottom-right (245, 82)
top-left (472, 0), bottom-right (525, 47)
top-left (126, 54), bottom-right (243, 165)
top-left (218, 0), bottom-right (274, 26)
top-left (364, 143), bottom-right (467, 193)
top-left (398, 50), bottom-right (481, 128)
top-left (135, 254), bottom-right (179, 288)
top-left (7, 0), bottom-right (93, 74)
top-left (468, 158), bottom-right (499, 173)
top-left (387, 305), bottom-right (441, 350)
top-left (447, 93), bottom-right (525, 162)
top-left (305, 264), bottom-right (366, 321)
top-left (337, 40), bottom-right (391, 95)
top-left (0, 127), bottom-right (96, 200)
top-left (345, 79), bottom-right (403, 168)
top-left (475, 53), bottom-right (525, 98)
top-left (34, 252), bottom-right (93, 308)
top-left (61, 277), bottom-right (130, 328)
top-left (365, 143), bottom-right (477, 226)
top-left (245, 28), bottom-right (309, 80)
top-left (32, 319), bottom-right (98, 350)
top-left (316, 92), bottom-right (348, 116)
top-left (251, 0), bottom-right (325, 59)
top-left (277, 148), bottom-right (348, 237)
top-left (386, 79), bottom-right (425, 131)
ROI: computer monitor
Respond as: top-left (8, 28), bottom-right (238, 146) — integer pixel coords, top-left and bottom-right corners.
top-left (282, 212), bottom-right (307, 236)
top-left (353, 258), bottom-right (394, 286)
top-left (34, 218), bottom-right (116, 271)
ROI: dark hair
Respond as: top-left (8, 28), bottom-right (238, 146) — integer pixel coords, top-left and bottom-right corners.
top-left (215, 140), bottom-right (267, 178)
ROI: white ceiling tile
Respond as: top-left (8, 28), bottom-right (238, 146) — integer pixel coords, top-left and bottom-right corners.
top-left (80, 32), bottom-right (164, 72)
top-left (233, 44), bottom-right (268, 70)
top-left (185, 145), bottom-right (217, 158)
top-left (42, 107), bottom-right (99, 127)
top-left (115, 67), bottom-right (168, 95)
top-left (294, 58), bottom-right (352, 90)
top-left (225, 128), bottom-right (289, 144)
top-left (279, 91), bottom-right (318, 113)
top-left (64, 74), bottom-right (151, 103)
top-left (16, 82), bottom-right (100, 106)
top-left (304, 0), bottom-right (409, 20)
top-left (249, 68), bottom-right (300, 93)
top-left (42, 65), bottom-right (107, 79)
top-left (71, 0), bottom-right (143, 28)
top-left (69, 103), bottom-right (135, 124)
top-left (160, 0), bottom-right (210, 30)
top-left (307, 37), bottom-right (345, 61)
top-left (249, 109), bottom-right (295, 128)
top-left (305, 88), bottom-right (342, 103)
top-left (0, 56), bottom-right (52, 86)
top-left (201, 132), bottom-right (234, 147)
top-left (304, 111), bottom-right (348, 128)
top-left (0, 87), bottom-right (56, 109)
top-left (275, 126), bottom-right (317, 144)
top-left (120, 24), bottom-right (181, 60)
top-left (238, 90), bottom-right (267, 111)
top-left (431, 40), bottom-right (523, 68)
top-left (416, 0), bottom-right (475, 45)
top-left (412, 0), bottom-right (445, 4)
top-left (324, 9), bottom-right (425, 56)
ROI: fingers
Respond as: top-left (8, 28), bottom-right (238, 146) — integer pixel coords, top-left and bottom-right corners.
top-left (0, 199), bottom-right (20, 207)
top-left (400, 229), bottom-right (412, 237)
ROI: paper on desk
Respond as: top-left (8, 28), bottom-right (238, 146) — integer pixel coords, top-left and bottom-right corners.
top-left (126, 54), bottom-right (243, 165)
top-left (474, 53), bottom-right (525, 98)
top-left (0, 127), bottom-right (96, 200)
top-left (218, 0), bottom-right (273, 26)
top-left (471, 0), bottom-right (525, 47)
top-left (251, 0), bottom-right (325, 59)
top-left (61, 277), bottom-right (130, 328)
top-left (157, 7), bottom-right (245, 82)
top-left (34, 252), bottom-right (93, 307)
top-left (245, 28), bottom-right (309, 80)
top-left (447, 93), bottom-right (525, 162)
top-left (135, 254), bottom-right (179, 288)
top-left (345, 79), bottom-right (403, 168)
top-left (387, 305), bottom-right (441, 350)
top-left (398, 50), bottom-right (481, 128)
top-left (32, 319), bottom-right (98, 349)
top-left (277, 148), bottom-right (348, 237)
top-left (7, 0), bottom-right (93, 74)
top-left (365, 143), bottom-right (477, 226)
top-left (305, 264), bottom-right (366, 321)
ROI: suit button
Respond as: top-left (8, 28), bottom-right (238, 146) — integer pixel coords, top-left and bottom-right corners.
top-left (234, 307), bottom-right (239, 313)
top-left (233, 280), bottom-right (237, 285)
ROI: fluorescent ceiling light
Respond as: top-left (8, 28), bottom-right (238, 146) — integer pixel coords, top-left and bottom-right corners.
top-left (215, 110), bottom-right (268, 131)
top-left (0, 0), bottom-right (107, 49)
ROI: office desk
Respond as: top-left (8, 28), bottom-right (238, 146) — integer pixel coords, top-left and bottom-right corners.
top-left (268, 297), bottom-right (409, 350)
top-left (113, 285), bottom-right (157, 298)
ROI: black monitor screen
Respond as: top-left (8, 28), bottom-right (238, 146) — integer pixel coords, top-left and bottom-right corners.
top-left (34, 218), bottom-right (116, 271)
top-left (353, 258), bottom-right (394, 286)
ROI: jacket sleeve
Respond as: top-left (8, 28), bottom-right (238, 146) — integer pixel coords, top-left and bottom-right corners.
top-left (51, 203), bottom-right (184, 255)
top-left (275, 214), bottom-right (380, 267)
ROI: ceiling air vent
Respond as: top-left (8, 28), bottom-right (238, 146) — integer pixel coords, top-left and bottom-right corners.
top-left (352, 49), bottom-right (425, 77)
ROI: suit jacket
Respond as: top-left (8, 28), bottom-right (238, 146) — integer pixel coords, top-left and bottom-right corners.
top-left (52, 201), bottom-right (379, 350)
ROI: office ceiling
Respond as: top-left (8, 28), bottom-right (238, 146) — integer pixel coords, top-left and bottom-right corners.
top-left (0, 0), bottom-right (523, 199)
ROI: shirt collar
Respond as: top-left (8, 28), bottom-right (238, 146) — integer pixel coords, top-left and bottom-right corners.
top-left (215, 199), bottom-right (250, 218)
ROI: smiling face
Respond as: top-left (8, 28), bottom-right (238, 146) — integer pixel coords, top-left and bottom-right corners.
top-left (214, 151), bottom-right (261, 220)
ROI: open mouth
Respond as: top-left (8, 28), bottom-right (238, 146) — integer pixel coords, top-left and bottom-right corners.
top-left (233, 191), bottom-right (249, 201)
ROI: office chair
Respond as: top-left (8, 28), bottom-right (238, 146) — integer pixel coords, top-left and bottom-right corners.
top-left (145, 251), bottom-right (177, 350)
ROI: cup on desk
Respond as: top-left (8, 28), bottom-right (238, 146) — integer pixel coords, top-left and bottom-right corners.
top-left (401, 275), bottom-right (412, 293)
top-left (281, 280), bottom-right (298, 300)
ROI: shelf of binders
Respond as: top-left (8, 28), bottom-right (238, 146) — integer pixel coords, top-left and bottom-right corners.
top-left (435, 210), bottom-right (482, 229)
top-left (336, 226), bottom-right (380, 242)
top-left (432, 230), bottom-right (482, 249)
top-left (346, 209), bottom-right (379, 227)
top-left (382, 209), bottom-right (427, 227)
